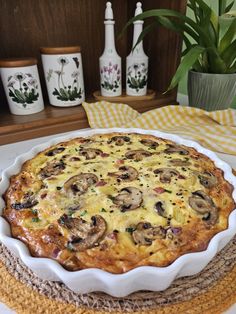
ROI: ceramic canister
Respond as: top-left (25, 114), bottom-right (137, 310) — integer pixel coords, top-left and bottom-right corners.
top-left (0, 58), bottom-right (44, 115)
top-left (40, 46), bottom-right (85, 107)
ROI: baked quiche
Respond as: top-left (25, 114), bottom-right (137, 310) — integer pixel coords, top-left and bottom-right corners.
top-left (3, 133), bottom-right (235, 273)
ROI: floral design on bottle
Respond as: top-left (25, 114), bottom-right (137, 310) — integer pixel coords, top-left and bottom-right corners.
top-left (100, 62), bottom-right (121, 92)
top-left (7, 73), bottom-right (39, 107)
top-left (49, 57), bottom-right (82, 101)
top-left (127, 63), bottom-right (147, 92)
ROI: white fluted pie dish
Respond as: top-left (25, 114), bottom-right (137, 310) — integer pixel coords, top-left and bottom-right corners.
top-left (0, 128), bottom-right (236, 297)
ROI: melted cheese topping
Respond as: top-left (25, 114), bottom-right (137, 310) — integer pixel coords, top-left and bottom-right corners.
top-left (3, 133), bottom-right (235, 273)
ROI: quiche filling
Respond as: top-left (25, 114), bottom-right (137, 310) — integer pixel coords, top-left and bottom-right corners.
top-left (3, 133), bottom-right (235, 273)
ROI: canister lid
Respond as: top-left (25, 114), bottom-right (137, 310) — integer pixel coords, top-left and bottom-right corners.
top-left (0, 58), bottom-right (37, 68)
top-left (40, 46), bottom-right (81, 54)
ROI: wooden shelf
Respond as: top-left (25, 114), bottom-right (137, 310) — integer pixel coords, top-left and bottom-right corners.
top-left (0, 92), bottom-right (177, 145)
top-left (0, 0), bottom-right (186, 145)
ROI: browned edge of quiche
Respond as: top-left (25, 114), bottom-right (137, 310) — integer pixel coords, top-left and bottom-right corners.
top-left (3, 133), bottom-right (235, 273)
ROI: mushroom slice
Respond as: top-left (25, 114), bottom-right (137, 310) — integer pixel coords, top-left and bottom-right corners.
top-left (188, 190), bottom-right (218, 224)
top-left (108, 136), bottom-right (131, 146)
top-left (197, 171), bottom-right (217, 188)
top-left (132, 222), bottom-right (166, 245)
top-left (140, 139), bottom-right (159, 149)
top-left (45, 147), bottom-right (65, 156)
top-left (40, 160), bottom-right (65, 179)
top-left (11, 197), bottom-right (38, 210)
top-left (58, 214), bottom-right (107, 251)
top-left (154, 168), bottom-right (180, 183)
top-left (108, 166), bottom-right (138, 181)
top-left (154, 201), bottom-right (167, 218)
top-left (64, 173), bottom-right (98, 196)
top-left (164, 144), bottom-right (189, 155)
top-left (169, 158), bottom-right (191, 166)
top-left (125, 149), bottom-right (152, 161)
top-left (79, 148), bottom-right (102, 160)
top-left (112, 187), bottom-right (143, 211)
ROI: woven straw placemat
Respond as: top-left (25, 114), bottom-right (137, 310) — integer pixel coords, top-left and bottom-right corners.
top-left (1, 236), bottom-right (236, 314)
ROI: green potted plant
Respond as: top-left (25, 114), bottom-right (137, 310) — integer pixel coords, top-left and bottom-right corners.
top-left (124, 0), bottom-right (236, 111)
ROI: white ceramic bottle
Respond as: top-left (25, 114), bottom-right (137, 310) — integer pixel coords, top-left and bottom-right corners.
top-left (99, 2), bottom-right (122, 97)
top-left (126, 2), bottom-right (148, 96)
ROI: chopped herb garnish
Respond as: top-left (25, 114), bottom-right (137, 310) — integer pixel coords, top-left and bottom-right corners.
top-left (108, 195), bottom-right (115, 201)
top-left (67, 209), bottom-right (74, 217)
top-left (56, 186), bottom-right (62, 190)
top-left (32, 217), bottom-right (40, 222)
top-left (66, 242), bottom-right (75, 252)
top-left (91, 188), bottom-right (95, 192)
top-left (165, 189), bottom-right (172, 193)
top-left (80, 210), bottom-right (88, 216)
top-left (100, 208), bottom-right (107, 212)
top-left (125, 227), bottom-right (136, 233)
top-left (31, 208), bottom-right (38, 215)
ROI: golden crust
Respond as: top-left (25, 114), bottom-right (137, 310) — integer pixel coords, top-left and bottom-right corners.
top-left (3, 132), bottom-right (235, 273)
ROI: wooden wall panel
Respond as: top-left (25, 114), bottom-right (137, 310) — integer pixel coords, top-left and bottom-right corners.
top-left (0, 0), bottom-right (128, 105)
top-left (0, 0), bottom-right (186, 109)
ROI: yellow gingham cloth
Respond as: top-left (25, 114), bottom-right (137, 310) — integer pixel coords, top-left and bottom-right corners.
top-left (82, 101), bottom-right (236, 155)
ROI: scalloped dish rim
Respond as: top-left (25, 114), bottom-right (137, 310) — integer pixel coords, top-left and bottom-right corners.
top-left (0, 127), bottom-right (236, 297)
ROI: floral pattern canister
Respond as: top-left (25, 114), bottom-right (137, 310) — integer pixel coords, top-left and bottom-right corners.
top-left (0, 58), bottom-right (44, 115)
top-left (40, 46), bottom-right (85, 107)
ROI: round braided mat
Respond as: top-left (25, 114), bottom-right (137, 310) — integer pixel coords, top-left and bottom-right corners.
top-left (1, 236), bottom-right (236, 314)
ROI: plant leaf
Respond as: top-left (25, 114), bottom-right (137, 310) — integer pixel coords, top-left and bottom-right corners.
top-left (155, 16), bottom-right (199, 42)
top-left (122, 9), bottom-right (215, 49)
top-left (206, 47), bottom-right (227, 72)
top-left (182, 35), bottom-right (193, 56)
top-left (225, 1), bottom-right (235, 13)
top-left (228, 60), bottom-right (236, 73)
top-left (219, 18), bottom-right (236, 53)
top-left (188, 0), bottom-right (200, 23)
top-left (166, 45), bottom-right (205, 92)
top-left (221, 38), bottom-right (236, 68)
top-left (195, 0), bottom-right (218, 30)
top-left (194, 0), bottom-right (219, 45)
top-left (132, 22), bottom-right (157, 51)
top-left (219, 0), bottom-right (227, 16)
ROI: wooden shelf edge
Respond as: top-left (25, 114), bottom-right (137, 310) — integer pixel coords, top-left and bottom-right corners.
top-left (0, 118), bottom-right (89, 145)
top-left (1, 94), bottom-right (178, 145)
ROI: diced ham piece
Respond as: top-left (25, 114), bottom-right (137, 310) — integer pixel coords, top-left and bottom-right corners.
top-left (96, 180), bottom-right (107, 187)
top-left (101, 153), bottom-right (110, 157)
top-left (153, 187), bottom-right (166, 194)
top-left (106, 232), bottom-right (118, 242)
top-left (116, 159), bottom-right (125, 165)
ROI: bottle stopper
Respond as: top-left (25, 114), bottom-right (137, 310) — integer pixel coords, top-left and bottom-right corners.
top-left (135, 2), bottom-right (143, 16)
top-left (105, 2), bottom-right (113, 20)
